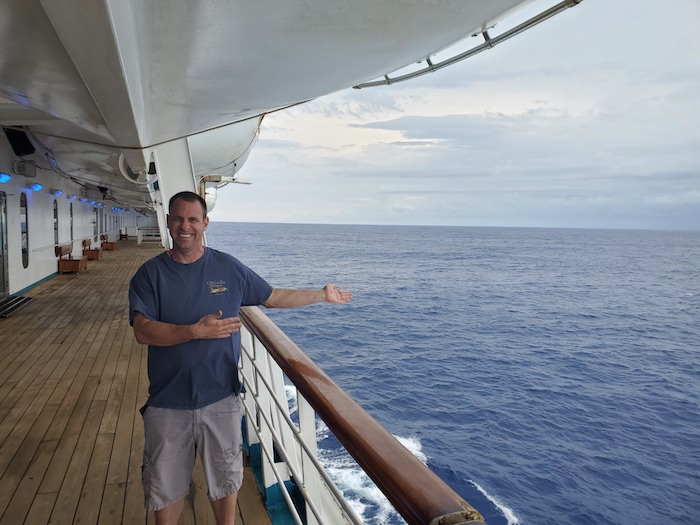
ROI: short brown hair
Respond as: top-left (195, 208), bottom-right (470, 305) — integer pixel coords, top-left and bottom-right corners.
top-left (169, 191), bottom-right (207, 218)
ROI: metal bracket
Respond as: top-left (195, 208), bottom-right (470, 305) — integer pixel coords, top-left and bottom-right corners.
top-left (354, 0), bottom-right (584, 89)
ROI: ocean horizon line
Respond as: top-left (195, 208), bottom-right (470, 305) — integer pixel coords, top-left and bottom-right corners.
top-left (208, 220), bottom-right (699, 234)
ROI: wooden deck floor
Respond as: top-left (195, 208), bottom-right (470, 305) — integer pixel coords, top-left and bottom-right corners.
top-left (0, 240), bottom-right (271, 525)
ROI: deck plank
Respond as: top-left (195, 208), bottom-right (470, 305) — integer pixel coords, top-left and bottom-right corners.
top-left (0, 405), bottom-right (59, 517)
top-left (23, 493), bottom-right (57, 525)
top-left (97, 481), bottom-right (126, 525)
top-left (122, 387), bottom-right (147, 524)
top-left (0, 287), bottom-right (82, 369)
top-left (48, 399), bottom-right (106, 523)
top-left (0, 240), bottom-right (273, 525)
top-left (106, 340), bottom-right (141, 486)
top-left (0, 440), bottom-right (58, 525)
top-left (0, 372), bottom-right (60, 477)
top-left (39, 376), bottom-right (100, 493)
top-left (73, 433), bottom-right (113, 525)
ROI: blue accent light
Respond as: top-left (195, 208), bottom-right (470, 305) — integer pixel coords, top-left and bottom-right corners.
top-left (0, 173), bottom-right (10, 183)
top-left (68, 194), bottom-right (78, 200)
top-left (90, 200), bottom-right (96, 206)
top-left (51, 189), bottom-right (63, 196)
top-left (29, 183), bottom-right (43, 191)
top-left (80, 197), bottom-right (88, 203)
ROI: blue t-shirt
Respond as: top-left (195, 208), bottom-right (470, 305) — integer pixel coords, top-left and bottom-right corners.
top-left (128, 248), bottom-right (272, 409)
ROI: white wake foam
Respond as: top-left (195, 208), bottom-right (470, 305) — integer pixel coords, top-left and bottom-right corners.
top-left (470, 480), bottom-right (521, 525)
top-left (317, 432), bottom-right (428, 524)
top-left (282, 384), bottom-right (461, 524)
top-left (285, 384), bottom-right (298, 415)
top-left (394, 435), bottom-right (428, 464)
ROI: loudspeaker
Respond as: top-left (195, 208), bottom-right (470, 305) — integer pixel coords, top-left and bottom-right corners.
top-left (3, 128), bottom-right (35, 157)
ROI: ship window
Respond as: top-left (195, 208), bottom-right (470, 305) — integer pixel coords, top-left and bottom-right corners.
top-left (93, 208), bottom-right (98, 242)
top-left (70, 203), bottom-right (74, 240)
top-left (53, 200), bottom-right (59, 246)
top-left (20, 193), bottom-right (28, 268)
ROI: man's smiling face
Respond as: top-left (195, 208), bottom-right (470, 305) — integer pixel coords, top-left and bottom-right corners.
top-left (167, 197), bottom-right (209, 256)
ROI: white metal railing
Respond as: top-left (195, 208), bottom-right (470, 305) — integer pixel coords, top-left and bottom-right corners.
top-left (239, 306), bottom-right (486, 525)
top-left (31, 235), bottom-right (101, 252)
top-left (239, 323), bottom-right (363, 525)
top-left (137, 227), bottom-right (161, 246)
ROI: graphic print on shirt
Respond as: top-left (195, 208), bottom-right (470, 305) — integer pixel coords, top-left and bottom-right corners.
top-left (208, 280), bottom-right (228, 294)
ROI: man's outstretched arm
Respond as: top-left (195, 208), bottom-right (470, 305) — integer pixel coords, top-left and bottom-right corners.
top-left (132, 311), bottom-right (242, 346)
top-left (263, 284), bottom-right (352, 309)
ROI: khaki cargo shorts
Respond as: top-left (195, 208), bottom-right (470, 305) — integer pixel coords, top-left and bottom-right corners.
top-left (141, 394), bottom-right (244, 511)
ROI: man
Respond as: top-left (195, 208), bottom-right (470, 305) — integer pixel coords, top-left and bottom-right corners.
top-left (129, 191), bottom-right (352, 525)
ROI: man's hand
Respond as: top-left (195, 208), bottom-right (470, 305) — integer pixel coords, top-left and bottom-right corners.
top-left (132, 311), bottom-right (241, 346)
top-left (193, 310), bottom-right (242, 339)
top-left (323, 284), bottom-right (353, 304)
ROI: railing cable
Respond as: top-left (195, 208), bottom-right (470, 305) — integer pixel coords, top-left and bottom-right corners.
top-left (240, 338), bottom-right (364, 524)
top-left (240, 399), bottom-right (305, 525)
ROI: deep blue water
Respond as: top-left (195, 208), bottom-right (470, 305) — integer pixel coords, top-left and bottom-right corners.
top-left (207, 222), bottom-right (700, 525)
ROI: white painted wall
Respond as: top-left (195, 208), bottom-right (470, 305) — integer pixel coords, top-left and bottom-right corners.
top-left (0, 135), bottom-right (143, 295)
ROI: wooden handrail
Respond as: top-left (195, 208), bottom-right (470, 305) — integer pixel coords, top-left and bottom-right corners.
top-left (240, 306), bottom-right (486, 525)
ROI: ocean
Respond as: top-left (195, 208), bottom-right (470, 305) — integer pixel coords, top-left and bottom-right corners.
top-left (206, 222), bottom-right (700, 525)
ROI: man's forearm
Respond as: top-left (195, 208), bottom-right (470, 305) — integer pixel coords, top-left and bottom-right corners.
top-left (134, 318), bottom-right (197, 346)
top-left (264, 288), bottom-right (326, 309)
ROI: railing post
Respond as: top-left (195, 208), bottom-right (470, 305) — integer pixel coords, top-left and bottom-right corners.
top-left (269, 354), bottom-right (299, 476)
top-left (298, 394), bottom-right (322, 525)
top-left (240, 327), bottom-right (260, 450)
top-left (255, 337), bottom-right (279, 493)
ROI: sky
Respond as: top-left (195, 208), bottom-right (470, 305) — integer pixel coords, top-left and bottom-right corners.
top-left (209, 0), bottom-right (700, 231)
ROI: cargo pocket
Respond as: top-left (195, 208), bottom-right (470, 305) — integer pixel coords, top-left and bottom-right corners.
top-left (141, 454), bottom-right (153, 497)
top-left (220, 443), bottom-right (244, 491)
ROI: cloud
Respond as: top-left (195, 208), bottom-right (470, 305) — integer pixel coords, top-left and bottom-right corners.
top-left (381, 140), bottom-right (436, 147)
top-left (254, 138), bottom-right (302, 149)
top-left (210, 0), bottom-right (700, 231)
top-left (300, 91), bottom-right (405, 119)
